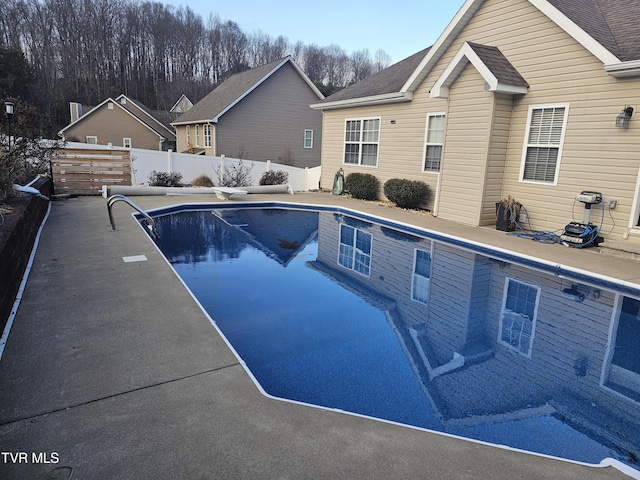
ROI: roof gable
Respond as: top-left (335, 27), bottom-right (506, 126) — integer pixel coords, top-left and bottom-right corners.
top-left (406, 0), bottom-right (638, 92)
top-left (173, 56), bottom-right (323, 125)
top-left (114, 94), bottom-right (176, 139)
top-left (59, 95), bottom-right (175, 140)
top-left (431, 42), bottom-right (528, 98)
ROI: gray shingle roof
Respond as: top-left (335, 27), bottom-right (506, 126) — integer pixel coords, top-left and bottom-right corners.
top-left (467, 42), bottom-right (529, 88)
top-left (549, 0), bottom-right (640, 61)
top-left (172, 58), bottom-right (294, 124)
top-left (318, 0), bottom-right (639, 106)
top-left (317, 47), bottom-right (431, 104)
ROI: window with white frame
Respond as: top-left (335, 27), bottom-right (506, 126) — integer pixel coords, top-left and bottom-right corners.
top-left (304, 129), bottom-right (313, 148)
top-left (86, 136), bottom-right (97, 144)
top-left (499, 278), bottom-right (540, 357)
top-left (203, 124), bottom-right (211, 148)
top-left (338, 224), bottom-right (372, 276)
top-left (123, 137), bottom-right (131, 148)
top-left (195, 124), bottom-right (200, 146)
top-left (424, 114), bottom-right (445, 172)
top-left (344, 118), bottom-right (380, 166)
top-left (412, 249), bottom-right (431, 304)
top-left (186, 125), bottom-right (191, 146)
top-left (520, 104), bottom-right (569, 184)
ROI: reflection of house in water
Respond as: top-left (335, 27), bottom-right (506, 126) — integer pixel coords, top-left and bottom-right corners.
top-left (153, 208), bottom-right (318, 267)
top-left (311, 211), bottom-right (640, 459)
top-left (214, 209), bottom-right (318, 266)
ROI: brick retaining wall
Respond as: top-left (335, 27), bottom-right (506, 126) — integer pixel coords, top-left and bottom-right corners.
top-left (0, 177), bottom-right (52, 332)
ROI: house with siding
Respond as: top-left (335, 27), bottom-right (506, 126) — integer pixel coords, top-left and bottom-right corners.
top-left (58, 94), bottom-right (176, 151)
top-left (171, 56), bottom-right (324, 168)
top-left (311, 0), bottom-right (640, 243)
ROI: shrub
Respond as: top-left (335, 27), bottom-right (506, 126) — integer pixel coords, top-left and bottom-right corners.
top-left (259, 170), bottom-right (289, 186)
top-left (215, 159), bottom-right (252, 187)
top-left (191, 174), bottom-right (214, 187)
top-left (148, 170), bottom-right (183, 187)
top-left (383, 178), bottom-right (430, 209)
top-left (345, 172), bottom-right (379, 200)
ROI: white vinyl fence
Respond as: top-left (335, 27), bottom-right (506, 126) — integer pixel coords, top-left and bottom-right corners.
top-left (63, 142), bottom-right (321, 192)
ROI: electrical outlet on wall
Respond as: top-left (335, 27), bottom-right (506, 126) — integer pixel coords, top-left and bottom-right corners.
top-left (608, 199), bottom-right (618, 209)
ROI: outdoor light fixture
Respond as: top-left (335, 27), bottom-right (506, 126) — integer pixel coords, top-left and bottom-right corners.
top-left (5, 101), bottom-right (14, 151)
top-left (615, 105), bottom-right (633, 128)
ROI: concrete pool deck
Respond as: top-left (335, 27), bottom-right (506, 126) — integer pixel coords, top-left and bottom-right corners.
top-left (1, 192), bottom-right (639, 480)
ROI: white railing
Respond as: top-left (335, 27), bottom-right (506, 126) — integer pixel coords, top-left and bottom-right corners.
top-left (64, 142), bottom-right (320, 191)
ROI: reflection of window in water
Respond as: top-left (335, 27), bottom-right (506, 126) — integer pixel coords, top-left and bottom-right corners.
top-left (499, 278), bottom-right (540, 357)
top-left (338, 224), bottom-right (372, 277)
top-left (412, 249), bottom-right (431, 304)
top-left (608, 296), bottom-right (640, 398)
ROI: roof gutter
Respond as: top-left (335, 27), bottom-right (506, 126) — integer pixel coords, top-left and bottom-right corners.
top-left (170, 119), bottom-right (216, 126)
top-left (604, 60), bottom-right (640, 78)
top-left (310, 92), bottom-right (413, 110)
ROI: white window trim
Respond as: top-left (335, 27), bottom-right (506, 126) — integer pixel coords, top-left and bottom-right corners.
top-left (86, 136), bottom-right (97, 144)
top-left (343, 117), bottom-right (381, 168)
top-left (422, 112), bottom-right (446, 174)
top-left (628, 166), bottom-right (640, 235)
top-left (304, 129), bottom-right (313, 148)
top-left (411, 246), bottom-right (433, 304)
top-left (600, 294), bottom-right (640, 404)
top-left (203, 124), bottom-right (212, 148)
top-left (497, 277), bottom-right (540, 359)
top-left (337, 224), bottom-right (373, 277)
top-left (195, 124), bottom-right (200, 147)
top-left (519, 103), bottom-right (570, 186)
top-left (123, 137), bottom-right (132, 148)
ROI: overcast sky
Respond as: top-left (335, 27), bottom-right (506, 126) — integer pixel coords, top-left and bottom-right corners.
top-left (168, 0), bottom-right (466, 63)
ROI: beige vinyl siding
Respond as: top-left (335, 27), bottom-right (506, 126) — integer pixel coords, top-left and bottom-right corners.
top-left (482, 94), bottom-right (513, 225)
top-left (65, 103), bottom-right (163, 150)
top-left (176, 124), bottom-right (216, 155)
top-left (437, 64), bottom-right (492, 225)
top-left (320, 100), bottom-right (448, 208)
top-left (452, 0), bottom-right (640, 236)
top-left (216, 62), bottom-right (322, 168)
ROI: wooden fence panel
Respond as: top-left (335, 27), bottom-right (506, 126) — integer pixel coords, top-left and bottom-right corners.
top-left (53, 148), bottom-right (131, 195)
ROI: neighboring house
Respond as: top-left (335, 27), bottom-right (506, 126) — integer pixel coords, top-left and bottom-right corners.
top-left (172, 56), bottom-right (324, 168)
top-left (311, 0), bottom-right (640, 243)
top-left (169, 94), bottom-right (193, 122)
top-left (59, 94), bottom-right (177, 151)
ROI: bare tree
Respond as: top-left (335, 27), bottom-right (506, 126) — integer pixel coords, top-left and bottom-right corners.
top-left (351, 49), bottom-right (373, 83)
top-left (373, 49), bottom-right (392, 73)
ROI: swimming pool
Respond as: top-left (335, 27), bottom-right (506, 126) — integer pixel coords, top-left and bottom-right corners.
top-left (140, 203), bottom-right (640, 473)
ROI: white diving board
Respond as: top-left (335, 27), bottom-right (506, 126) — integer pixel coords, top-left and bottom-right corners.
top-left (212, 187), bottom-right (248, 200)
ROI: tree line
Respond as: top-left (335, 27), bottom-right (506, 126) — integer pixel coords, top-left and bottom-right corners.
top-left (0, 0), bottom-right (392, 136)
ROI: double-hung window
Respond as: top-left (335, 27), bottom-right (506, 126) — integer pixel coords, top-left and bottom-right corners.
top-left (186, 125), bottom-right (191, 146)
top-left (304, 129), bottom-right (313, 148)
top-left (344, 118), bottom-right (380, 166)
top-left (203, 124), bottom-right (211, 148)
top-left (521, 104), bottom-right (569, 184)
top-left (424, 114), bottom-right (445, 172)
top-left (412, 249), bottom-right (432, 304)
top-left (498, 278), bottom-right (540, 357)
top-left (195, 124), bottom-right (200, 146)
top-left (338, 224), bottom-right (372, 277)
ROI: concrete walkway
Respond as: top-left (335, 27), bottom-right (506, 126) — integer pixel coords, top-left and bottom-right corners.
top-left (1, 192), bottom-right (638, 480)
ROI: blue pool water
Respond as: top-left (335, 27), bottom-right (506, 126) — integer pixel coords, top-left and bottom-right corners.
top-left (145, 204), bottom-right (640, 470)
